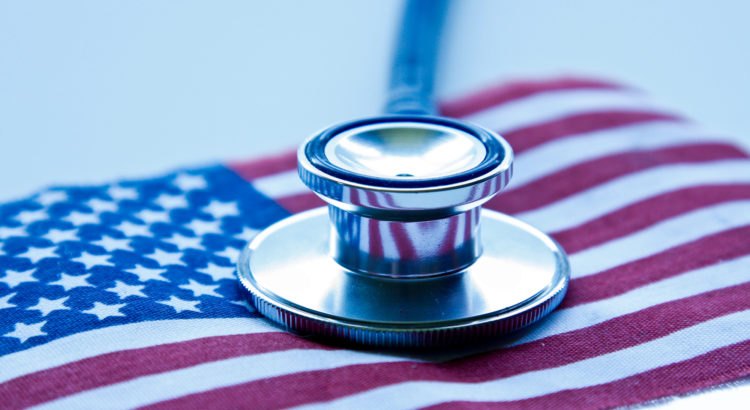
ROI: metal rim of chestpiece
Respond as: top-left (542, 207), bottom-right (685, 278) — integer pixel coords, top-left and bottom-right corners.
top-left (236, 116), bottom-right (571, 348)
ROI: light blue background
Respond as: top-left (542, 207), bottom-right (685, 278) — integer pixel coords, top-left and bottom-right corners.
top-left (2, 0), bottom-right (749, 203)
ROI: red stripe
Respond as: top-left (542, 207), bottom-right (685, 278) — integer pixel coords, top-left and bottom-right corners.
top-left (429, 339), bottom-right (750, 410)
top-left (504, 110), bottom-right (681, 153)
top-left (561, 224), bottom-right (750, 308)
top-left (552, 184), bottom-right (750, 254)
top-left (0, 332), bottom-right (325, 409)
top-left (274, 191), bottom-right (325, 213)
top-left (145, 282), bottom-right (750, 410)
top-left (228, 150), bottom-right (297, 181)
top-left (9, 226), bottom-right (749, 407)
top-left (264, 111), bottom-right (686, 214)
top-left (227, 80), bottom-right (641, 187)
top-left (487, 143), bottom-right (748, 215)
top-left (439, 77), bottom-right (626, 118)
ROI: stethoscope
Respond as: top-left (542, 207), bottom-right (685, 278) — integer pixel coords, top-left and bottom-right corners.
top-left (236, 0), bottom-right (570, 347)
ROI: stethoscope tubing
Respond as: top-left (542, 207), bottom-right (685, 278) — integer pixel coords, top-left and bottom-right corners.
top-left (384, 0), bottom-right (449, 115)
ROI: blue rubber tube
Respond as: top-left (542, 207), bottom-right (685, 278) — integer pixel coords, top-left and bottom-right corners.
top-left (384, 0), bottom-right (450, 115)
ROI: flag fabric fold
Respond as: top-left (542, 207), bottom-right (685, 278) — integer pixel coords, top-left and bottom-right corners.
top-left (1, 76), bottom-right (749, 409)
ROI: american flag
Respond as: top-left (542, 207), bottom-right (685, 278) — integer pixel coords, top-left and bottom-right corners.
top-left (1, 77), bottom-right (749, 409)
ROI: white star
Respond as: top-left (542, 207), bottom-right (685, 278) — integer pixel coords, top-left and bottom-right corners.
top-left (16, 209), bottom-right (47, 224)
top-left (185, 219), bottom-right (221, 236)
top-left (0, 269), bottom-right (36, 288)
top-left (230, 298), bottom-right (255, 313)
top-left (197, 263), bottom-right (235, 281)
top-left (18, 246), bottom-right (57, 263)
top-left (108, 185), bottom-right (138, 200)
top-left (0, 225), bottom-right (26, 239)
top-left (146, 248), bottom-right (185, 266)
top-left (3, 321), bottom-right (46, 343)
top-left (202, 200), bottom-right (239, 219)
top-left (180, 279), bottom-right (221, 298)
top-left (173, 173), bottom-right (207, 191)
top-left (93, 236), bottom-right (133, 252)
top-left (216, 246), bottom-right (240, 263)
top-left (87, 198), bottom-right (117, 213)
top-left (28, 296), bottom-right (69, 316)
top-left (154, 194), bottom-right (188, 210)
top-left (235, 226), bottom-right (259, 242)
top-left (83, 301), bottom-right (126, 320)
top-left (50, 273), bottom-right (92, 291)
top-left (158, 296), bottom-right (201, 313)
top-left (43, 228), bottom-right (78, 243)
top-left (126, 265), bottom-right (168, 282)
top-left (0, 293), bottom-right (16, 309)
top-left (73, 251), bottom-right (115, 270)
top-left (64, 211), bottom-right (99, 226)
top-left (106, 281), bottom-right (147, 299)
top-left (114, 220), bottom-right (151, 237)
top-left (135, 209), bottom-right (170, 224)
top-left (163, 233), bottom-right (202, 250)
top-left (36, 190), bottom-right (68, 206)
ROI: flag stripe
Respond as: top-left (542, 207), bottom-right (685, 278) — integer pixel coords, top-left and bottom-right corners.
top-left (275, 191), bottom-right (325, 214)
top-left (502, 110), bottom-right (682, 154)
top-left (18, 247), bottom-right (750, 408)
top-left (568, 200), bottom-right (750, 278)
top-left (179, 253), bottom-right (748, 409)
top-left (1, 332), bottom-right (322, 409)
top-left (0, 318), bottom-right (276, 385)
top-left (229, 150), bottom-right (298, 180)
top-left (135, 282), bottom-right (750, 410)
top-left (508, 120), bottom-right (717, 189)
top-left (552, 184), bottom-right (750, 254)
top-left (439, 77), bottom-right (626, 118)
top-left (462, 89), bottom-right (671, 137)
top-left (287, 311), bottom-right (750, 409)
top-left (9, 205), bottom-right (750, 407)
top-left (489, 142), bottom-right (747, 214)
top-left (562, 224), bottom-right (750, 308)
top-left (427, 340), bottom-right (750, 410)
top-left (34, 349), bottom-right (407, 410)
top-left (517, 159), bottom-right (750, 233)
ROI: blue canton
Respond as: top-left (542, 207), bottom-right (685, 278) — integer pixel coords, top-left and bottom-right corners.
top-left (0, 166), bottom-right (290, 355)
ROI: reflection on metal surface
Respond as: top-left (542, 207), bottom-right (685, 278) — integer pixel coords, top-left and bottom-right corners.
top-left (325, 122), bottom-right (486, 180)
top-left (236, 116), bottom-right (570, 347)
top-left (237, 209), bottom-right (568, 346)
top-left (329, 205), bottom-right (481, 277)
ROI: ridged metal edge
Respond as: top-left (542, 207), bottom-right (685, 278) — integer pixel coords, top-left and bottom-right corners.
top-left (239, 268), bottom-right (568, 348)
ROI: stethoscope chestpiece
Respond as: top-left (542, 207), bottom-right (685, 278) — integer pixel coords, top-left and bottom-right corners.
top-left (237, 115), bottom-right (570, 348)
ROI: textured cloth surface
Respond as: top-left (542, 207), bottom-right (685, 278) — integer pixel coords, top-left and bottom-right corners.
top-left (1, 77), bottom-right (749, 409)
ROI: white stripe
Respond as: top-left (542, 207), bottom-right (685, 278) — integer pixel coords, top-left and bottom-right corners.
top-left (0, 318), bottom-right (277, 384)
top-left (297, 310), bottom-right (750, 410)
top-left (517, 159), bottom-right (750, 233)
top-left (510, 121), bottom-right (718, 188)
top-left (30, 254), bottom-right (750, 408)
top-left (514, 253), bottom-right (750, 345)
top-left (34, 349), bottom-right (407, 410)
top-left (462, 88), bottom-right (663, 133)
top-left (570, 200), bottom-right (750, 278)
top-left (252, 169), bottom-right (307, 198)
